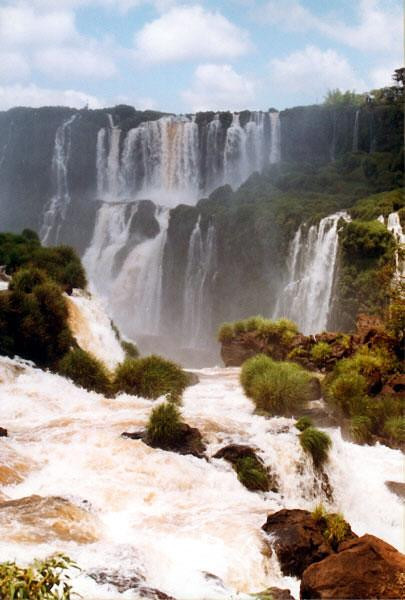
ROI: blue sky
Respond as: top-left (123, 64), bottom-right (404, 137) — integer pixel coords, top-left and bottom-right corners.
top-left (0, 0), bottom-right (402, 112)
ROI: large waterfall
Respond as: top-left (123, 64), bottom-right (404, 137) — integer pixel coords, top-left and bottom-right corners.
top-left (94, 111), bottom-right (279, 205)
top-left (274, 212), bottom-right (349, 334)
top-left (40, 114), bottom-right (77, 245)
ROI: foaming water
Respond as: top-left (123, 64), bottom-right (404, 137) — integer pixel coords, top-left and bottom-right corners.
top-left (0, 359), bottom-right (402, 599)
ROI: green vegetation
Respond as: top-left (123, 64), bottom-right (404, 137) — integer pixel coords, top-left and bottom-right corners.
top-left (310, 342), bottom-right (332, 367)
top-left (323, 89), bottom-right (365, 107)
top-left (121, 340), bottom-right (139, 359)
top-left (233, 456), bottom-right (269, 492)
top-left (312, 504), bottom-right (350, 549)
top-left (218, 316), bottom-right (298, 345)
top-left (146, 401), bottom-right (183, 447)
top-left (240, 355), bottom-right (314, 416)
top-left (0, 553), bottom-right (77, 599)
top-left (0, 231), bottom-right (86, 292)
top-left (383, 417), bottom-right (405, 443)
top-left (0, 267), bottom-right (73, 367)
top-left (114, 355), bottom-right (188, 401)
top-left (295, 416), bottom-right (313, 431)
top-left (349, 415), bottom-right (373, 444)
top-left (299, 427), bottom-right (332, 468)
top-left (58, 348), bottom-right (111, 395)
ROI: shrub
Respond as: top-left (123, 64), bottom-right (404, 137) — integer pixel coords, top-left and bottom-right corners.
top-left (58, 348), bottom-right (111, 395)
top-left (299, 427), bottom-right (332, 468)
top-left (349, 415), bottom-right (373, 443)
top-left (241, 355), bottom-right (314, 416)
top-left (114, 355), bottom-right (188, 401)
top-left (312, 504), bottom-right (350, 549)
top-left (326, 371), bottom-right (368, 417)
top-left (384, 416), bottom-right (405, 442)
top-left (9, 267), bottom-right (47, 294)
top-left (0, 553), bottom-right (77, 599)
top-left (310, 342), bottom-right (332, 366)
top-left (295, 416), bottom-right (313, 431)
top-left (121, 340), bottom-right (139, 359)
top-left (217, 322), bottom-right (234, 343)
top-left (233, 456), bottom-right (269, 492)
top-left (146, 401), bottom-right (183, 447)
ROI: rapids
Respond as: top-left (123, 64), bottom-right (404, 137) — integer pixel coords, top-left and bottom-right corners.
top-left (0, 357), bottom-right (402, 599)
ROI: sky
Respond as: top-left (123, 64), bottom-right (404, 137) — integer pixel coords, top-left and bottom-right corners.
top-left (0, 0), bottom-right (402, 112)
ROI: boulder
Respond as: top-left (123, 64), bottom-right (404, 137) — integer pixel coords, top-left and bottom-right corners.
top-left (253, 587), bottom-right (295, 600)
top-left (122, 424), bottom-right (206, 459)
top-left (385, 480), bottom-right (405, 500)
top-left (261, 509), bottom-right (355, 577)
top-left (0, 427), bottom-right (7, 437)
top-left (300, 534), bottom-right (405, 599)
top-left (89, 569), bottom-right (176, 599)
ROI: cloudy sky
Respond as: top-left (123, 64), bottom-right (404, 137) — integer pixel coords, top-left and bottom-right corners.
top-left (0, 0), bottom-right (402, 112)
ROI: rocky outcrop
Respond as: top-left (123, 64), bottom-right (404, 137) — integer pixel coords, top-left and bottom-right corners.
top-left (253, 587), bottom-right (295, 600)
top-left (300, 534), bottom-right (405, 599)
top-left (122, 424), bottom-right (206, 459)
top-left (213, 444), bottom-right (278, 492)
top-left (261, 509), bottom-right (356, 577)
top-left (89, 569), bottom-right (176, 599)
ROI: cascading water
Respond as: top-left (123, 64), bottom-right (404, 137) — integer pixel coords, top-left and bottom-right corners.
top-left (0, 358), bottom-right (402, 599)
top-left (352, 109), bottom-right (360, 152)
top-left (182, 218), bottom-right (217, 347)
top-left (275, 212), bottom-right (349, 334)
top-left (387, 211), bottom-right (405, 279)
top-left (40, 114), bottom-right (77, 245)
top-left (83, 202), bottom-right (169, 339)
top-left (269, 112), bottom-right (281, 164)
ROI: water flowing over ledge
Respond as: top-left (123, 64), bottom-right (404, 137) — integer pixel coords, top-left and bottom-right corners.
top-left (0, 357), bottom-right (402, 599)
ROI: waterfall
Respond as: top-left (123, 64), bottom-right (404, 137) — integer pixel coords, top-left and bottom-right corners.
top-left (275, 212), bottom-right (349, 334)
top-left (83, 202), bottom-right (169, 339)
top-left (352, 109), bottom-right (360, 152)
top-left (387, 211), bottom-right (405, 279)
top-left (95, 111), bottom-right (280, 206)
top-left (269, 112), bottom-right (281, 164)
top-left (40, 114), bottom-right (76, 245)
top-left (183, 218), bottom-right (217, 347)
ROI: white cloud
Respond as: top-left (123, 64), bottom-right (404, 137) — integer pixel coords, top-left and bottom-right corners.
top-left (182, 63), bottom-right (256, 111)
top-left (0, 84), bottom-right (103, 110)
top-left (369, 63), bottom-right (399, 89)
top-left (35, 46), bottom-right (117, 80)
top-left (0, 5), bottom-right (77, 46)
top-left (261, 0), bottom-right (402, 55)
top-left (134, 5), bottom-right (251, 63)
top-left (270, 46), bottom-right (366, 97)
top-left (0, 52), bottom-right (30, 82)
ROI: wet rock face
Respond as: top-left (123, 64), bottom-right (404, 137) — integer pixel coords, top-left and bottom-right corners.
top-left (89, 569), bottom-right (176, 599)
top-left (300, 534), bottom-right (405, 600)
top-left (261, 509), bottom-right (356, 578)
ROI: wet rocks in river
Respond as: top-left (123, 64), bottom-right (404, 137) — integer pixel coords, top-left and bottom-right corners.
top-left (385, 480), bottom-right (405, 500)
top-left (89, 569), bottom-right (176, 599)
top-left (122, 423), bottom-right (206, 459)
top-left (0, 427), bottom-right (7, 437)
top-left (300, 534), bottom-right (405, 599)
top-left (213, 444), bottom-right (278, 493)
top-left (261, 509), bottom-right (355, 577)
top-left (253, 587), bottom-right (295, 600)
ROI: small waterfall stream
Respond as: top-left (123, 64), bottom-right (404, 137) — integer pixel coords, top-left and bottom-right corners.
top-left (0, 356), bottom-right (402, 599)
top-left (275, 212), bottom-right (349, 334)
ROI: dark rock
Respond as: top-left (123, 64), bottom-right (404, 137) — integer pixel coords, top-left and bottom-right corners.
top-left (184, 371), bottom-right (200, 387)
top-left (253, 587), bottom-right (295, 600)
top-left (385, 480), bottom-right (405, 500)
top-left (0, 428), bottom-right (7, 437)
top-left (89, 570), bottom-right (143, 593)
top-left (122, 425), bottom-right (206, 459)
top-left (137, 587), bottom-right (176, 599)
top-left (382, 373), bottom-right (405, 396)
top-left (261, 509), bottom-right (356, 578)
top-left (356, 313), bottom-right (385, 343)
top-left (300, 534), bottom-right (405, 599)
top-left (214, 444), bottom-right (278, 493)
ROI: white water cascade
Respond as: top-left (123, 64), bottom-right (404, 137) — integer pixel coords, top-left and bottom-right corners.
top-left (387, 211), bottom-right (405, 279)
top-left (95, 111), bottom-right (280, 205)
top-left (83, 202), bottom-right (169, 339)
top-left (40, 114), bottom-right (77, 245)
top-left (0, 358), bottom-right (402, 599)
top-left (182, 218), bottom-right (217, 347)
top-left (275, 212), bottom-right (350, 334)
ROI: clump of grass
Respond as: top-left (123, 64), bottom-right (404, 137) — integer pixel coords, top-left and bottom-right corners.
top-left (295, 416), bottom-right (313, 431)
top-left (114, 355), bottom-right (188, 401)
top-left (217, 316), bottom-right (299, 346)
top-left (58, 348), bottom-right (111, 395)
top-left (0, 553), bottom-right (78, 599)
top-left (326, 371), bottom-right (368, 417)
top-left (310, 342), bottom-right (332, 367)
top-left (383, 416), bottom-right (405, 442)
top-left (299, 427), bottom-right (332, 468)
top-left (217, 322), bottom-right (234, 343)
top-left (241, 355), bottom-right (314, 416)
top-left (233, 456), bottom-right (270, 492)
top-left (146, 401), bottom-right (183, 447)
top-left (312, 503), bottom-right (350, 549)
top-left (349, 415), bottom-right (373, 443)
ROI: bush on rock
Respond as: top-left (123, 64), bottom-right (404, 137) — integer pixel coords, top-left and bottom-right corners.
top-left (299, 427), bottom-right (332, 469)
top-left (58, 348), bottom-right (111, 395)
